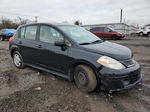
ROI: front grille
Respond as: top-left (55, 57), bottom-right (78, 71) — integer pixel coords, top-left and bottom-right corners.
top-left (129, 70), bottom-right (141, 84)
top-left (121, 59), bottom-right (135, 67)
top-left (101, 67), bottom-right (141, 91)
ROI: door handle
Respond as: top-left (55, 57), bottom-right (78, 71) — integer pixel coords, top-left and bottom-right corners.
top-left (35, 45), bottom-right (42, 48)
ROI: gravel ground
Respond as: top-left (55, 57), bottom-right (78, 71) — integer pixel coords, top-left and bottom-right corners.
top-left (0, 36), bottom-right (150, 112)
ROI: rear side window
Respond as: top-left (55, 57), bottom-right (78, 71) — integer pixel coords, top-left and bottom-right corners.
top-left (39, 25), bottom-right (64, 44)
top-left (24, 26), bottom-right (37, 40)
top-left (20, 27), bottom-right (25, 38)
top-left (90, 27), bottom-right (103, 31)
top-left (98, 27), bottom-right (104, 31)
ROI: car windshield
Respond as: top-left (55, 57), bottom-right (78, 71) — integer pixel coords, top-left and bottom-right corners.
top-left (58, 25), bottom-right (102, 44)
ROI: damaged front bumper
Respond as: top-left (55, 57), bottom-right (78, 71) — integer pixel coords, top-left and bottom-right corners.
top-left (99, 63), bottom-right (142, 92)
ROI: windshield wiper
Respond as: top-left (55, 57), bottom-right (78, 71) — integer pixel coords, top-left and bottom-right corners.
top-left (91, 40), bottom-right (102, 44)
top-left (80, 42), bottom-right (91, 45)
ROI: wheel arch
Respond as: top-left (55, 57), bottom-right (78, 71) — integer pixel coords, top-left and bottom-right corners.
top-left (68, 60), bottom-right (100, 82)
top-left (112, 34), bottom-right (117, 37)
top-left (10, 46), bottom-right (20, 58)
top-left (147, 32), bottom-right (150, 35)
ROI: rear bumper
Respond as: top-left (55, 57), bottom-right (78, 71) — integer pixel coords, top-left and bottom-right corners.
top-left (99, 63), bottom-right (141, 92)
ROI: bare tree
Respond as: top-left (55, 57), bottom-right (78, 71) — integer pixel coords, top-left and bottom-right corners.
top-left (74, 20), bottom-right (80, 25)
top-left (17, 16), bottom-right (31, 25)
top-left (0, 16), bottom-right (31, 29)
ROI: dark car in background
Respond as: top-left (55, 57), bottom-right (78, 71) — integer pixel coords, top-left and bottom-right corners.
top-left (0, 29), bottom-right (16, 41)
top-left (90, 27), bottom-right (124, 40)
top-left (9, 23), bottom-right (141, 93)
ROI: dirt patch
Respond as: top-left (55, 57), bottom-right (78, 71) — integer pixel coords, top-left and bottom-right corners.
top-left (0, 37), bottom-right (150, 112)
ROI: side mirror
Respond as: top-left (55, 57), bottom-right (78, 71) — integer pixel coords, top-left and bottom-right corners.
top-left (55, 40), bottom-right (65, 47)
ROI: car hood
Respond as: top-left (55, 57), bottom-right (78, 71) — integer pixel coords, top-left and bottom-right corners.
top-left (81, 41), bottom-right (132, 61)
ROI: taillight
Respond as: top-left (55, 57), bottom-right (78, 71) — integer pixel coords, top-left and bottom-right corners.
top-left (9, 37), bottom-right (16, 43)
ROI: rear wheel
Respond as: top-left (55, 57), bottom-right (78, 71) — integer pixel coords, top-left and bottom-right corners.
top-left (74, 65), bottom-right (97, 92)
top-left (13, 51), bottom-right (25, 68)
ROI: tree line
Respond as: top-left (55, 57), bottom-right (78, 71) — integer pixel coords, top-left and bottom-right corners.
top-left (0, 17), bottom-right (31, 30)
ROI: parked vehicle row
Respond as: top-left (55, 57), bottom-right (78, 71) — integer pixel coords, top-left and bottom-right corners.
top-left (143, 26), bottom-right (150, 37)
top-left (136, 28), bottom-right (144, 36)
top-left (136, 26), bottom-right (150, 37)
top-left (0, 29), bottom-right (16, 41)
top-left (89, 27), bottom-right (124, 40)
top-left (9, 23), bottom-right (141, 93)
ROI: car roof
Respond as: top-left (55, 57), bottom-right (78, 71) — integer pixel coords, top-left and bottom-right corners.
top-left (19, 23), bottom-right (75, 28)
top-left (90, 27), bottom-right (107, 29)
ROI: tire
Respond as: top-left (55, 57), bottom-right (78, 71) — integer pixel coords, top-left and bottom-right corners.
top-left (148, 33), bottom-right (150, 37)
top-left (74, 64), bottom-right (97, 92)
top-left (13, 51), bottom-right (25, 68)
top-left (139, 32), bottom-right (143, 36)
top-left (0, 36), bottom-right (4, 41)
top-left (112, 35), bottom-right (118, 40)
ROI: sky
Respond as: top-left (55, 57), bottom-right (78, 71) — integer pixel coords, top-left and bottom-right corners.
top-left (0, 0), bottom-right (150, 26)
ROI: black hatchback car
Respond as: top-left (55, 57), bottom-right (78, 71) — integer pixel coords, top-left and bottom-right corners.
top-left (9, 23), bottom-right (142, 93)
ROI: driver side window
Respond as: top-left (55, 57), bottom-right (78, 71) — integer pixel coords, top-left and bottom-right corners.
top-left (104, 28), bottom-right (111, 32)
top-left (39, 25), bottom-right (64, 44)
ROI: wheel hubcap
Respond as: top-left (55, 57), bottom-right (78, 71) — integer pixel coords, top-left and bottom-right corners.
top-left (14, 54), bottom-right (21, 67)
top-left (113, 36), bottom-right (117, 39)
top-left (77, 72), bottom-right (88, 86)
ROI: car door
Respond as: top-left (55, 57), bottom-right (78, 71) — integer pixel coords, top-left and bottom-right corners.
top-left (97, 27), bottom-right (105, 37)
top-left (35, 25), bottom-right (70, 74)
top-left (91, 28), bottom-right (103, 37)
top-left (18, 25), bottom-right (40, 65)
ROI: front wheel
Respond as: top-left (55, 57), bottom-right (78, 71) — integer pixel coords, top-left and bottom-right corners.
top-left (139, 32), bottom-right (143, 36)
top-left (112, 35), bottom-right (118, 40)
top-left (148, 33), bottom-right (150, 37)
top-left (74, 65), bottom-right (97, 92)
top-left (13, 51), bottom-right (25, 68)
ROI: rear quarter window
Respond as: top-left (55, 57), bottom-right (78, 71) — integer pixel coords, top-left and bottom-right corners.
top-left (90, 28), bottom-right (97, 31)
